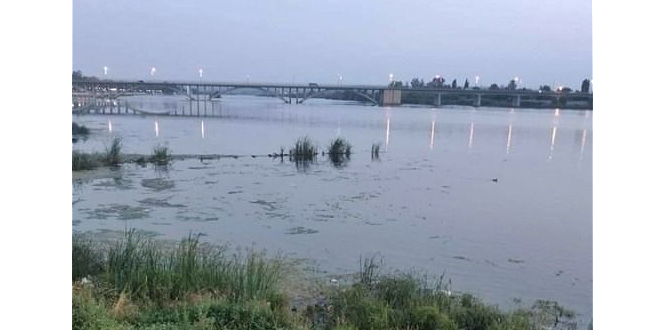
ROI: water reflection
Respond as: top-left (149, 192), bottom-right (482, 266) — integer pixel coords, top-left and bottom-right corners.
top-left (337, 118), bottom-right (342, 136)
top-left (201, 120), bottom-right (205, 139)
top-left (579, 129), bottom-right (587, 161)
top-left (294, 160), bottom-right (313, 172)
top-left (548, 126), bottom-right (558, 160)
top-left (468, 122), bottom-right (475, 150)
top-left (506, 124), bottom-right (513, 155)
top-left (154, 120), bottom-right (159, 137)
top-left (429, 121), bottom-right (436, 149)
top-left (329, 153), bottom-right (350, 168)
top-left (385, 118), bottom-right (391, 151)
top-left (108, 120), bottom-right (112, 133)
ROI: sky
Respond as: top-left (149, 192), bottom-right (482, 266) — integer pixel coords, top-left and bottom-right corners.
top-left (73, 0), bottom-right (592, 89)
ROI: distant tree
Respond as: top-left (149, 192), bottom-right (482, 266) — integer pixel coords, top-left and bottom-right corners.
top-left (539, 85), bottom-right (552, 92)
top-left (451, 79), bottom-right (457, 89)
top-left (72, 70), bottom-right (99, 81)
top-left (489, 83), bottom-right (499, 90)
top-left (507, 79), bottom-right (517, 90)
top-left (411, 78), bottom-right (424, 88)
top-left (463, 79), bottom-right (469, 89)
top-left (581, 79), bottom-right (590, 93)
top-left (428, 76), bottom-right (445, 88)
top-left (389, 81), bottom-right (403, 88)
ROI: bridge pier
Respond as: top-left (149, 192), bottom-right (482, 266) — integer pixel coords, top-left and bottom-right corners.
top-left (512, 95), bottom-right (521, 107)
top-left (380, 89), bottom-right (402, 106)
top-left (434, 93), bottom-right (442, 107)
top-left (474, 94), bottom-right (482, 107)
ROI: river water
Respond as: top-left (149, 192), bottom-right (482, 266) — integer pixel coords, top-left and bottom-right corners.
top-left (72, 95), bottom-right (592, 325)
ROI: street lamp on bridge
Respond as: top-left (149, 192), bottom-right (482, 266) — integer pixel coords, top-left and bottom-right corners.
top-left (338, 74), bottom-right (343, 86)
top-left (150, 67), bottom-right (156, 77)
top-left (199, 68), bottom-right (203, 79)
top-left (103, 66), bottom-right (108, 77)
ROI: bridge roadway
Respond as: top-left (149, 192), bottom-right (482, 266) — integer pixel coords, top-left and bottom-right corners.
top-left (72, 79), bottom-right (593, 108)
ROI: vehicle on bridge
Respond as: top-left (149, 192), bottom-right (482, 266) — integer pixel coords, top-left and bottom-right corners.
top-left (308, 83), bottom-right (319, 88)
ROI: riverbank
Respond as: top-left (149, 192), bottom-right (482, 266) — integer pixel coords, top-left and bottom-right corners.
top-left (72, 231), bottom-right (584, 330)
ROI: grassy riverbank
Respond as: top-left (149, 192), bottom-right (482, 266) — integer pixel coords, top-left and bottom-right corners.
top-left (72, 231), bottom-right (581, 330)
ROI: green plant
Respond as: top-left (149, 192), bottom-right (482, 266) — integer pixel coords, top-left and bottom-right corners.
top-left (72, 151), bottom-right (100, 171)
top-left (328, 137), bottom-right (352, 166)
top-left (290, 136), bottom-right (317, 162)
top-left (150, 145), bottom-right (171, 165)
top-left (72, 233), bottom-right (105, 281)
top-left (104, 137), bottom-right (123, 166)
top-left (73, 122), bottom-right (90, 135)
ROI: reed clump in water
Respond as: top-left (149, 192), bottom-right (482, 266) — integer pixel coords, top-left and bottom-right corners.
top-left (104, 137), bottom-right (123, 166)
top-left (72, 122), bottom-right (90, 135)
top-left (371, 143), bottom-right (381, 160)
top-left (150, 144), bottom-right (171, 165)
top-left (328, 137), bottom-right (352, 167)
top-left (290, 136), bottom-right (318, 162)
top-left (72, 151), bottom-right (102, 171)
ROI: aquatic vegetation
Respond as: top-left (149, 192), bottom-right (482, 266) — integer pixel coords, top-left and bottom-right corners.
top-left (371, 143), bottom-right (381, 160)
top-left (150, 144), bottom-right (171, 165)
top-left (290, 136), bottom-right (318, 162)
top-left (104, 137), bottom-right (123, 166)
top-left (72, 122), bottom-right (90, 135)
top-left (328, 137), bottom-right (352, 167)
top-left (328, 137), bottom-right (352, 157)
top-left (72, 151), bottom-right (101, 171)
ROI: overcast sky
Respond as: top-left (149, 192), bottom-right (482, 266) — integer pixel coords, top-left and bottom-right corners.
top-left (73, 0), bottom-right (591, 89)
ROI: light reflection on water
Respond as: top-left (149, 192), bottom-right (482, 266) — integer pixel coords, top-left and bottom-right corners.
top-left (72, 95), bottom-right (592, 326)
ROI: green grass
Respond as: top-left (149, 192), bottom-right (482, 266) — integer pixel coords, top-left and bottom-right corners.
top-left (72, 151), bottom-right (101, 171)
top-left (72, 234), bottom-right (580, 330)
top-left (75, 230), bottom-right (284, 303)
top-left (72, 234), bottom-right (105, 281)
top-left (150, 145), bottom-right (171, 165)
top-left (104, 137), bottom-right (123, 166)
top-left (322, 256), bottom-right (578, 330)
top-left (73, 137), bottom-right (123, 170)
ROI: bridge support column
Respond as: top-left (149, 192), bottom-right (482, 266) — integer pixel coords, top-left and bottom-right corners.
top-left (474, 94), bottom-right (482, 107)
top-left (434, 93), bottom-right (442, 107)
top-left (512, 95), bottom-right (521, 107)
top-left (380, 89), bottom-right (402, 106)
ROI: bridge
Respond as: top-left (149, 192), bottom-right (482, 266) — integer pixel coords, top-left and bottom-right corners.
top-left (72, 79), bottom-right (593, 109)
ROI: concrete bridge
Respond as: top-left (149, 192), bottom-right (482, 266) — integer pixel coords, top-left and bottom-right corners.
top-left (72, 79), bottom-right (592, 108)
